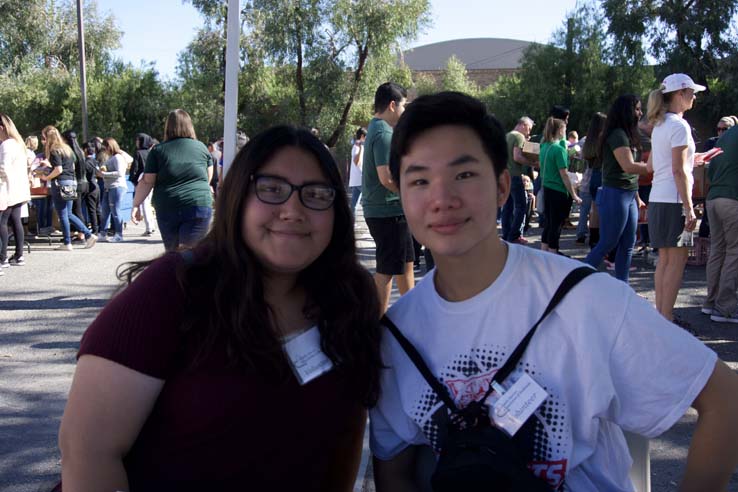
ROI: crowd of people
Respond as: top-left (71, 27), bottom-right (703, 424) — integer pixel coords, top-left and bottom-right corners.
top-left (0, 109), bottom-right (225, 281)
top-left (3, 75), bottom-right (738, 490)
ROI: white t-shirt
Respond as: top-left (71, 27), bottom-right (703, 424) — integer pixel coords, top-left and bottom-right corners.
top-left (370, 244), bottom-right (716, 491)
top-left (349, 143), bottom-right (363, 188)
top-left (650, 113), bottom-right (695, 203)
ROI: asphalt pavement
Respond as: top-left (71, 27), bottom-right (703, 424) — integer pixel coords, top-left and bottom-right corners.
top-left (0, 209), bottom-right (737, 491)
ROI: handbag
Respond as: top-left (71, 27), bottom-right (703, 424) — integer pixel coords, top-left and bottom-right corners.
top-left (55, 180), bottom-right (78, 201)
top-left (382, 266), bottom-right (595, 492)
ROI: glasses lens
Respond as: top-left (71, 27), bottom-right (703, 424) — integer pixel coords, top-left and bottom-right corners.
top-left (301, 185), bottom-right (335, 210)
top-left (255, 176), bottom-right (291, 204)
top-left (718, 127), bottom-right (727, 132)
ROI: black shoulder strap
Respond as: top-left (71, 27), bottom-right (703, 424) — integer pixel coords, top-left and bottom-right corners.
top-left (383, 266), bottom-right (595, 413)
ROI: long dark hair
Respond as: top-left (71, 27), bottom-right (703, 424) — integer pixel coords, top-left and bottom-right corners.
top-left (598, 94), bottom-right (642, 159)
top-left (581, 112), bottom-right (606, 164)
top-left (118, 125), bottom-right (382, 406)
top-left (62, 130), bottom-right (86, 180)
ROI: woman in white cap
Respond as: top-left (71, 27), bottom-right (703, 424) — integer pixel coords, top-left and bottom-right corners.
top-left (646, 73), bottom-right (710, 326)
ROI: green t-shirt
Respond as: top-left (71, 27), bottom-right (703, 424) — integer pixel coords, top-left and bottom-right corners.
top-left (361, 117), bottom-right (402, 218)
top-left (506, 131), bottom-right (526, 177)
top-left (707, 126), bottom-right (738, 201)
top-left (601, 129), bottom-right (638, 191)
top-left (541, 140), bottom-right (569, 195)
top-left (144, 137), bottom-right (213, 213)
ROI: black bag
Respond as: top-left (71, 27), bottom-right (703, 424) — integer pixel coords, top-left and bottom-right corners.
top-left (382, 266), bottom-right (595, 492)
top-left (56, 180), bottom-right (78, 201)
top-left (76, 179), bottom-right (89, 195)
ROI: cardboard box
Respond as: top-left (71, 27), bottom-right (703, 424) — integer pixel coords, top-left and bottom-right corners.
top-left (693, 165), bottom-right (709, 200)
top-left (522, 141), bottom-right (540, 162)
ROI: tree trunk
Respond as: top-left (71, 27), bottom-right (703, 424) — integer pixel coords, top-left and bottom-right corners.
top-left (326, 41), bottom-right (369, 148)
top-left (296, 26), bottom-right (307, 126)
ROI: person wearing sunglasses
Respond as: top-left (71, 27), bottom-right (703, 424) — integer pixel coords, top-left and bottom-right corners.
top-left (58, 125), bottom-right (382, 491)
top-left (703, 116), bottom-right (738, 153)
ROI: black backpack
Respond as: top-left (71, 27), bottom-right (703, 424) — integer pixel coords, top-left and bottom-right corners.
top-left (382, 266), bottom-right (595, 492)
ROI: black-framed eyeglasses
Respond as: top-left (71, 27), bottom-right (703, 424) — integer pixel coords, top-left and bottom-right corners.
top-left (717, 127), bottom-right (728, 133)
top-left (251, 174), bottom-right (336, 211)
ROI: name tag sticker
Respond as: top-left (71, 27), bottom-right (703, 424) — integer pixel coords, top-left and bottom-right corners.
top-left (283, 326), bottom-right (334, 385)
top-left (489, 373), bottom-right (548, 437)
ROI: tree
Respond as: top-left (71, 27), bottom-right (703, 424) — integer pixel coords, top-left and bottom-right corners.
top-left (0, 0), bottom-right (121, 74)
top-left (602, 0), bottom-right (738, 134)
top-left (185, 0), bottom-right (430, 147)
top-left (441, 56), bottom-right (478, 95)
top-left (482, 1), bottom-right (654, 134)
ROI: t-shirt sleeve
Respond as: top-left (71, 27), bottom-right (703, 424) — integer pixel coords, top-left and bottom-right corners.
top-left (370, 334), bottom-right (428, 460)
top-left (607, 129), bottom-right (631, 153)
top-left (78, 253), bottom-right (187, 379)
top-left (372, 130), bottom-right (392, 168)
top-left (513, 132), bottom-right (526, 149)
top-left (144, 147), bottom-right (160, 174)
top-left (605, 290), bottom-right (717, 438)
top-left (669, 120), bottom-right (690, 149)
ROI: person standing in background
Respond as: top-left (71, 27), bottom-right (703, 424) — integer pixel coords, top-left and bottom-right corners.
top-left (501, 116), bottom-right (536, 244)
top-left (0, 113), bottom-right (32, 268)
top-left (703, 125), bottom-right (738, 323)
top-left (130, 134), bottom-right (155, 236)
top-left (361, 83), bottom-right (414, 314)
top-left (349, 127), bottom-right (366, 215)
top-left (647, 74), bottom-right (709, 325)
top-left (131, 109), bottom-right (213, 251)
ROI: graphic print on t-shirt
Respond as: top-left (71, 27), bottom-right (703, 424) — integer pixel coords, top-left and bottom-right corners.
top-left (413, 345), bottom-right (570, 488)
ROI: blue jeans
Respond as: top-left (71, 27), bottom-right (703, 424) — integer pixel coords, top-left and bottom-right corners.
top-left (100, 186), bottom-right (126, 236)
top-left (51, 181), bottom-right (91, 245)
top-left (584, 186), bottom-right (638, 282)
top-left (349, 186), bottom-right (361, 214)
top-left (33, 197), bottom-right (53, 229)
top-left (501, 176), bottom-right (526, 241)
top-left (156, 206), bottom-right (212, 251)
top-left (576, 185), bottom-right (593, 238)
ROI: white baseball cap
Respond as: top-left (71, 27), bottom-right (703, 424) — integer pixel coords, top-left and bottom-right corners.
top-left (661, 73), bottom-right (706, 94)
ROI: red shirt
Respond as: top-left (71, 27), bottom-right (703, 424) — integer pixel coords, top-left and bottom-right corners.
top-left (79, 253), bottom-right (364, 491)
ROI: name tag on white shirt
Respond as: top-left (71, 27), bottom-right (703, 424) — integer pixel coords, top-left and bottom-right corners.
top-left (489, 373), bottom-right (548, 436)
top-left (283, 326), bottom-right (334, 385)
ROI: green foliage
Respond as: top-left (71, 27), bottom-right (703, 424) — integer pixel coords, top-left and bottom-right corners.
top-left (413, 72), bottom-right (438, 96)
top-left (0, 0), bottom-right (120, 74)
top-left (601, 0), bottom-right (738, 136)
top-left (483, 2), bottom-right (654, 135)
top-left (441, 56), bottom-right (478, 96)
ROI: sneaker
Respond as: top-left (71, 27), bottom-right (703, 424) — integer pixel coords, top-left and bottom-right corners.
top-left (143, 230), bottom-right (153, 237)
top-left (0, 269), bottom-right (4, 276)
top-left (84, 234), bottom-right (98, 249)
top-left (0, 259), bottom-right (9, 268)
top-left (710, 312), bottom-right (738, 324)
top-left (513, 236), bottom-right (529, 245)
top-left (701, 307), bottom-right (714, 315)
top-left (55, 243), bottom-right (73, 251)
top-left (109, 234), bottom-right (124, 243)
top-left (9, 256), bottom-right (25, 266)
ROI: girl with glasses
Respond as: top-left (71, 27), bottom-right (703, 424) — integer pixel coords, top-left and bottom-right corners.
top-left (58, 125), bottom-right (382, 491)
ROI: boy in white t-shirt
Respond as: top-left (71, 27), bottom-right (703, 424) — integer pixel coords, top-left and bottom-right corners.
top-left (369, 91), bottom-right (738, 491)
top-left (349, 127), bottom-right (366, 214)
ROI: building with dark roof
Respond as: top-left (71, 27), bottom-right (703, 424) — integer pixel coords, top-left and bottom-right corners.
top-left (402, 37), bottom-right (534, 87)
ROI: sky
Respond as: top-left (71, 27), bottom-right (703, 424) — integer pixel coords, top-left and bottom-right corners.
top-left (96, 0), bottom-right (580, 80)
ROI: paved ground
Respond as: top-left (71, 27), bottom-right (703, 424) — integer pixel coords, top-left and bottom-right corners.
top-left (1, 210), bottom-right (737, 491)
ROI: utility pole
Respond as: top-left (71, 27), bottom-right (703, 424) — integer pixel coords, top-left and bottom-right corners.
top-left (222, 0), bottom-right (240, 178)
top-left (76, 0), bottom-right (89, 142)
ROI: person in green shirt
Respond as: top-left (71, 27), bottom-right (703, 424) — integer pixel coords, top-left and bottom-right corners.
top-left (361, 82), bottom-right (414, 314)
top-left (131, 109), bottom-right (213, 251)
top-left (584, 95), bottom-right (649, 282)
top-left (540, 117), bottom-right (581, 254)
top-left (704, 125), bottom-right (738, 321)
top-left (501, 117), bottom-right (536, 244)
